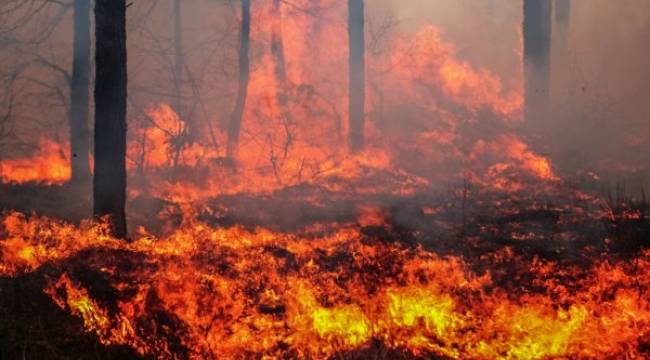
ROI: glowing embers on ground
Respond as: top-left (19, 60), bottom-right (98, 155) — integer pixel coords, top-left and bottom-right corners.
top-left (1, 213), bottom-right (648, 359)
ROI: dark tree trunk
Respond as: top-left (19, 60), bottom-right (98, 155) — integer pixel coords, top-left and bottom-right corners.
top-left (227, 0), bottom-right (251, 159)
top-left (523, 0), bottom-right (552, 127)
top-left (93, 0), bottom-right (127, 239)
top-left (271, 0), bottom-right (293, 128)
top-left (348, 0), bottom-right (365, 153)
top-left (69, 0), bottom-right (91, 184)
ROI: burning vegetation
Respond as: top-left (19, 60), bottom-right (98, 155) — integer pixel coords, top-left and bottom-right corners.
top-left (1, 0), bottom-right (649, 359)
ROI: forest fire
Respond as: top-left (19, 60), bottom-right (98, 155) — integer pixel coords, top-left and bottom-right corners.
top-left (1, 211), bottom-right (649, 359)
top-left (1, 0), bottom-right (649, 359)
top-left (0, 137), bottom-right (71, 185)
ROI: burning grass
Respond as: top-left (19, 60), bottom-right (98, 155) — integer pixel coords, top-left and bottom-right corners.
top-left (1, 184), bottom-right (649, 359)
top-left (0, 137), bottom-right (71, 185)
top-left (1, 3), bottom-right (648, 357)
top-left (0, 128), bottom-right (647, 359)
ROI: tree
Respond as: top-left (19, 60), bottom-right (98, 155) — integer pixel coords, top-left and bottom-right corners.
top-left (523, 0), bottom-right (552, 127)
top-left (227, 0), bottom-right (250, 160)
top-left (93, 0), bottom-right (127, 238)
top-left (348, 0), bottom-right (365, 152)
top-left (170, 0), bottom-right (190, 166)
top-left (0, 1), bottom-right (93, 184)
top-left (555, 0), bottom-right (571, 28)
top-left (271, 0), bottom-right (293, 131)
top-left (173, 0), bottom-right (183, 119)
top-left (555, 0), bottom-right (571, 48)
top-left (69, 0), bottom-right (91, 184)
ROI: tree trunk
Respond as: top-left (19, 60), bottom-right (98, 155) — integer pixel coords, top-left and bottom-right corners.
top-left (173, 0), bottom-right (184, 123)
top-left (555, 0), bottom-right (571, 28)
top-left (523, 0), bottom-right (552, 128)
top-left (69, 0), bottom-right (91, 184)
top-left (93, 0), bottom-right (127, 239)
top-left (227, 0), bottom-right (251, 159)
top-left (348, 0), bottom-right (365, 153)
top-left (171, 0), bottom-right (186, 166)
top-left (555, 0), bottom-right (570, 48)
top-left (271, 0), bottom-right (292, 128)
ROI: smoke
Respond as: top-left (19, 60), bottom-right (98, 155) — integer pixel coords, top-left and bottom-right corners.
top-left (548, 0), bottom-right (650, 184)
top-left (0, 0), bottom-right (649, 191)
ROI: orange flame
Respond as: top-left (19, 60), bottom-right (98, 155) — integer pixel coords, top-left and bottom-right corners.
top-left (0, 137), bottom-right (70, 184)
top-left (379, 26), bottom-right (523, 118)
top-left (2, 213), bottom-right (648, 359)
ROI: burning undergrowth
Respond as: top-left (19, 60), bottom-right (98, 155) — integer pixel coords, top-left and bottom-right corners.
top-left (0, 19), bottom-right (530, 198)
top-left (1, 178), bottom-right (649, 359)
top-left (1, 2), bottom-right (648, 358)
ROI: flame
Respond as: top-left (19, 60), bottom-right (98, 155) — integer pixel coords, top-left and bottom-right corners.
top-left (128, 103), bottom-right (219, 172)
top-left (2, 212), bottom-right (648, 359)
top-left (0, 137), bottom-right (70, 184)
top-left (467, 135), bottom-right (559, 192)
top-left (44, 273), bottom-right (145, 351)
top-left (2, 8), bottom-right (534, 197)
top-left (122, 16), bottom-right (530, 202)
top-left (503, 136), bottom-right (558, 181)
top-left (2, 2), bottom-right (648, 359)
top-left (130, 101), bottom-right (427, 202)
top-left (379, 26), bottom-right (523, 119)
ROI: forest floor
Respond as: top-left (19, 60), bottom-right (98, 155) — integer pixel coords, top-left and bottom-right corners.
top-left (1, 178), bottom-right (649, 359)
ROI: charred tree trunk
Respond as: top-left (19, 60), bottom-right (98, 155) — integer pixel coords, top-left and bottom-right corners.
top-left (93, 0), bottom-right (127, 239)
top-left (523, 0), bottom-right (552, 128)
top-left (69, 0), bottom-right (91, 184)
top-left (271, 0), bottom-right (292, 128)
top-left (348, 0), bottom-right (365, 153)
top-left (227, 0), bottom-right (251, 159)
